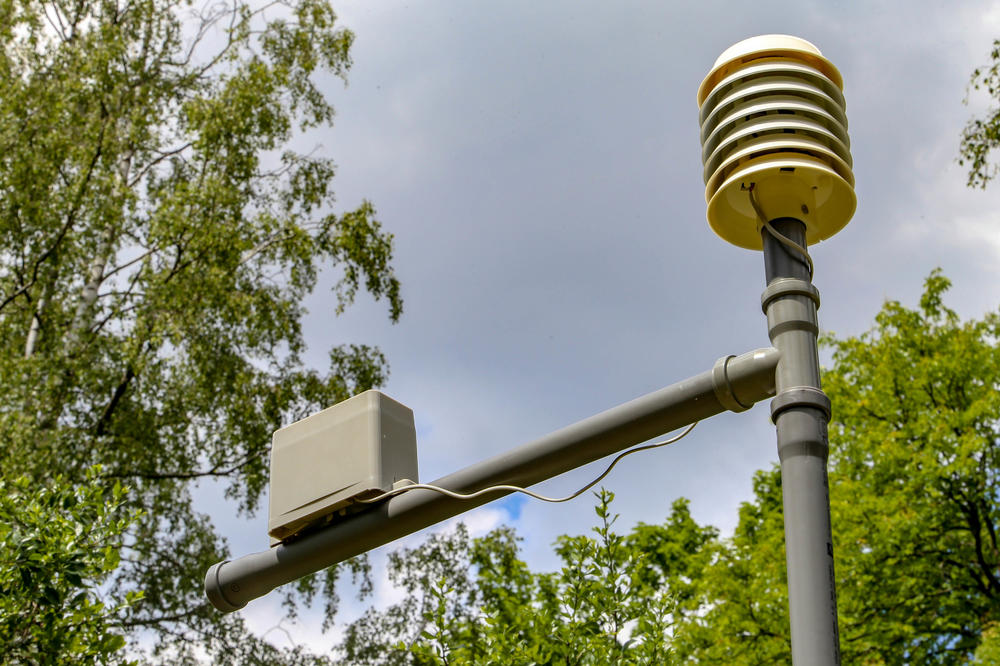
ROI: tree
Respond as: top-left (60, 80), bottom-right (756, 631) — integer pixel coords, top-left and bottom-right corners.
top-left (661, 271), bottom-right (1000, 664)
top-left (0, 0), bottom-right (400, 660)
top-left (666, 468), bottom-right (791, 664)
top-left (339, 272), bottom-right (1000, 664)
top-left (338, 491), bottom-right (693, 666)
top-left (823, 270), bottom-right (998, 662)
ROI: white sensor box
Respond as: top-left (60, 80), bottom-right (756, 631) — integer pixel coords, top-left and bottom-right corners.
top-left (268, 390), bottom-right (418, 542)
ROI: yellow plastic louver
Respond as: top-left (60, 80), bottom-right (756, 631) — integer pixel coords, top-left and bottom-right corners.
top-left (698, 35), bottom-right (856, 250)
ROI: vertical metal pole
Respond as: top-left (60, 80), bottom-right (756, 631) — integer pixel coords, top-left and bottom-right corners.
top-left (761, 218), bottom-right (841, 665)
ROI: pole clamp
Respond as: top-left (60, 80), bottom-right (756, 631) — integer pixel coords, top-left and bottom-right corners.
top-left (761, 278), bottom-right (820, 312)
top-left (712, 354), bottom-right (754, 413)
top-left (770, 386), bottom-right (831, 422)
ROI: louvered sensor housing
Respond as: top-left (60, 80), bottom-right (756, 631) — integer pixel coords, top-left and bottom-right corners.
top-left (698, 35), bottom-right (856, 250)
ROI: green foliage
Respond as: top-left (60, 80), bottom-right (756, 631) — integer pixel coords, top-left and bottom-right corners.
top-left (823, 269), bottom-right (999, 662)
top-left (974, 624), bottom-right (1000, 664)
top-left (0, 467), bottom-right (139, 665)
top-left (338, 523), bottom-right (483, 665)
top-left (345, 271), bottom-right (1000, 665)
top-left (667, 468), bottom-right (791, 663)
top-left (961, 39), bottom-right (1000, 187)
top-left (340, 491), bottom-right (698, 665)
top-left (0, 0), bottom-right (400, 659)
top-left (462, 490), bottom-right (681, 665)
top-left (670, 270), bottom-right (1000, 664)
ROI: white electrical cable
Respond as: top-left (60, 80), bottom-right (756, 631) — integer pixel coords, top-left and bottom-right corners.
top-left (355, 422), bottom-right (699, 506)
top-left (748, 184), bottom-right (814, 278)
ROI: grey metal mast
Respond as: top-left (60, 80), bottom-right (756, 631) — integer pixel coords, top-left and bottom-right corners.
top-left (762, 219), bottom-right (840, 664)
top-left (697, 34), bottom-right (855, 665)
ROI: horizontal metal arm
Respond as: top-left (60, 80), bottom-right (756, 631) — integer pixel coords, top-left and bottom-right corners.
top-left (205, 346), bottom-right (779, 612)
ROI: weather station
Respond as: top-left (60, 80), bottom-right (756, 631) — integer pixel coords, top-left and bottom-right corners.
top-left (205, 35), bottom-right (855, 665)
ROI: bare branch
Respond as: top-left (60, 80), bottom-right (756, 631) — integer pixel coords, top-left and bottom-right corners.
top-left (128, 142), bottom-right (194, 188)
top-left (101, 248), bottom-right (158, 282)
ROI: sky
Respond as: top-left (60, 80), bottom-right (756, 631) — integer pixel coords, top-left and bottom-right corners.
top-left (201, 0), bottom-right (1000, 652)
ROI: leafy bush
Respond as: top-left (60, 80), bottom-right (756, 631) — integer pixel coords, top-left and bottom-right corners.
top-left (0, 468), bottom-right (140, 664)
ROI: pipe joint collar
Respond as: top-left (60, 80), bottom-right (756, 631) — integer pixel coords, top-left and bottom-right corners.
top-left (712, 354), bottom-right (755, 413)
top-left (771, 386), bottom-right (831, 422)
top-left (761, 278), bottom-right (820, 312)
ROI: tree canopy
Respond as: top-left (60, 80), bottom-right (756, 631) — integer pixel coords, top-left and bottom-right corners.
top-left (338, 272), bottom-right (999, 664)
top-left (0, 0), bottom-right (400, 661)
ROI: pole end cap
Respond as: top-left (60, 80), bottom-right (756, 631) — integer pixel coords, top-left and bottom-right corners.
top-left (205, 561), bottom-right (246, 613)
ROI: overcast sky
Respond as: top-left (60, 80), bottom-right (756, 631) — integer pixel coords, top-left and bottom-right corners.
top-left (203, 0), bottom-right (1000, 651)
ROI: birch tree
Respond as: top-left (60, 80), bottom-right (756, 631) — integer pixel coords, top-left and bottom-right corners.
top-left (0, 0), bottom-right (401, 660)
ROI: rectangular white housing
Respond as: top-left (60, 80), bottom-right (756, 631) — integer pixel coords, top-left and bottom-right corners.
top-left (268, 390), bottom-right (418, 542)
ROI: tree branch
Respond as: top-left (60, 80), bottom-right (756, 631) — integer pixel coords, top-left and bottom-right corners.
top-left (102, 447), bottom-right (268, 481)
top-left (95, 365), bottom-right (136, 438)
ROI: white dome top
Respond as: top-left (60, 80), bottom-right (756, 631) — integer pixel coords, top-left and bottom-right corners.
top-left (698, 34), bottom-right (842, 105)
top-left (713, 35), bottom-right (823, 68)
